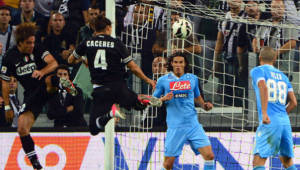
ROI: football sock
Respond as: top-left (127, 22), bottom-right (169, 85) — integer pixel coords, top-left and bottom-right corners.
top-left (253, 166), bottom-right (265, 170)
top-left (204, 160), bottom-right (215, 170)
top-left (96, 113), bottom-right (112, 128)
top-left (20, 135), bottom-right (38, 163)
top-left (286, 165), bottom-right (297, 170)
top-left (160, 167), bottom-right (166, 170)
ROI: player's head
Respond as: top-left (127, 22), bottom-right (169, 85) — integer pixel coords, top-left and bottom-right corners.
top-left (0, 6), bottom-right (11, 25)
top-left (271, 0), bottom-right (285, 21)
top-left (92, 15), bottom-right (112, 35)
top-left (88, 4), bottom-right (100, 24)
top-left (171, 12), bottom-right (180, 26)
top-left (167, 52), bottom-right (190, 76)
top-left (50, 12), bottom-right (65, 33)
top-left (55, 64), bottom-right (70, 80)
top-left (15, 22), bottom-right (37, 54)
top-left (259, 46), bottom-right (276, 65)
top-left (9, 76), bottom-right (18, 94)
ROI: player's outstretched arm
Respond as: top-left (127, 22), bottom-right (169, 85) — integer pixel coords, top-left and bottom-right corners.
top-left (68, 54), bottom-right (86, 65)
top-left (258, 80), bottom-right (270, 124)
top-left (127, 60), bottom-right (156, 89)
top-left (286, 91), bottom-right (297, 114)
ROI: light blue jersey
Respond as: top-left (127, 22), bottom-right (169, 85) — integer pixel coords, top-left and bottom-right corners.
top-left (251, 64), bottom-right (294, 158)
top-left (153, 72), bottom-right (200, 128)
top-left (153, 72), bottom-right (211, 157)
top-left (250, 65), bottom-right (293, 126)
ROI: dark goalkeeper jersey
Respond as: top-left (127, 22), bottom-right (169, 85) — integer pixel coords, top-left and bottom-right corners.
top-left (0, 45), bottom-right (49, 91)
top-left (73, 34), bottom-right (133, 85)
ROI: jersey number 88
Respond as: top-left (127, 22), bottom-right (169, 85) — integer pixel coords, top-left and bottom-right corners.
top-left (266, 79), bottom-right (287, 105)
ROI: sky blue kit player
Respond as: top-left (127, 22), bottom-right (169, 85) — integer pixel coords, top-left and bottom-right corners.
top-left (153, 52), bottom-right (215, 170)
top-left (250, 47), bottom-right (297, 170)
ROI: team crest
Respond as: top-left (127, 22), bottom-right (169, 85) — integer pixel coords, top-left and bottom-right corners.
top-left (24, 55), bottom-right (29, 62)
top-left (1, 66), bottom-right (7, 73)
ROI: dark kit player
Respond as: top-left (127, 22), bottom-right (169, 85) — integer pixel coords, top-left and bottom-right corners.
top-left (1, 22), bottom-right (76, 170)
top-left (68, 15), bottom-right (158, 136)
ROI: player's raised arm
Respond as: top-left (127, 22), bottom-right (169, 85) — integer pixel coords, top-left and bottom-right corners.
top-left (257, 79), bottom-right (270, 124)
top-left (127, 60), bottom-right (156, 89)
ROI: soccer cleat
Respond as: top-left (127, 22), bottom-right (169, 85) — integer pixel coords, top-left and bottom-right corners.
top-left (111, 104), bottom-right (126, 119)
top-left (138, 94), bottom-right (162, 107)
top-left (31, 159), bottom-right (43, 170)
top-left (59, 78), bottom-right (77, 96)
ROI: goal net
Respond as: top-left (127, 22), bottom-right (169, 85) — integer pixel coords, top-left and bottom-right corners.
top-left (113, 0), bottom-right (300, 169)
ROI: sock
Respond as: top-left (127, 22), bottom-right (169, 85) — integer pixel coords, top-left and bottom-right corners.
top-left (161, 168), bottom-right (166, 170)
top-left (286, 165), bottom-right (297, 170)
top-left (20, 135), bottom-right (38, 163)
top-left (204, 160), bottom-right (215, 170)
top-left (50, 75), bottom-right (60, 88)
top-left (96, 113), bottom-right (112, 128)
top-left (253, 166), bottom-right (265, 170)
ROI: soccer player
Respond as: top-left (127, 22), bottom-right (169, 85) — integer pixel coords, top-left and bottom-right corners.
top-left (0, 22), bottom-right (75, 170)
top-left (153, 52), bottom-right (215, 170)
top-left (68, 15), bottom-right (156, 136)
top-left (250, 46), bottom-right (297, 170)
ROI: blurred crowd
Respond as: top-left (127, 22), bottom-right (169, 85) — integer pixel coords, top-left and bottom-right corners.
top-left (0, 0), bottom-right (299, 128)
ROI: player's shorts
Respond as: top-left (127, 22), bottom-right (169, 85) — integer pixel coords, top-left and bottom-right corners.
top-left (253, 124), bottom-right (294, 158)
top-left (90, 80), bottom-right (139, 118)
top-left (20, 83), bottom-right (50, 119)
top-left (164, 123), bottom-right (211, 157)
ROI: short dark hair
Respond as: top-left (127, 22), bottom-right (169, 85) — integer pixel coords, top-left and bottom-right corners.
top-left (55, 64), bottom-right (70, 75)
top-left (92, 15), bottom-right (111, 32)
top-left (89, 4), bottom-right (99, 10)
top-left (15, 22), bottom-right (37, 45)
top-left (167, 52), bottom-right (191, 73)
top-left (0, 6), bottom-right (11, 15)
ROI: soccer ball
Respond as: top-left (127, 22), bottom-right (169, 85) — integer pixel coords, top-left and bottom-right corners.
top-left (172, 18), bottom-right (192, 39)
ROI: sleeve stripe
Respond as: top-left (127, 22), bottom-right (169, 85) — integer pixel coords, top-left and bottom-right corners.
top-left (122, 56), bottom-right (133, 64)
top-left (0, 74), bottom-right (10, 81)
top-left (256, 77), bottom-right (265, 86)
top-left (41, 51), bottom-right (50, 59)
top-left (73, 50), bottom-right (81, 59)
top-left (288, 88), bottom-right (293, 92)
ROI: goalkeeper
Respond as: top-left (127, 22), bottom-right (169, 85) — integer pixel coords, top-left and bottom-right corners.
top-left (250, 47), bottom-right (297, 170)
top-left (153, 52), bottom-right (215, 170)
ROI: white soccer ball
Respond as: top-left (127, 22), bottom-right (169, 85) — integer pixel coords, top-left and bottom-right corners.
top-left (172, 18), bottom-right (193, 39)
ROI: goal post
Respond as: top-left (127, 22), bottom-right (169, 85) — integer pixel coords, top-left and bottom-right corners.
top-left (104, 0), bottom-right (116, 169)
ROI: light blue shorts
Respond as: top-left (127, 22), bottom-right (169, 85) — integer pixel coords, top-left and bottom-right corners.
top-left (254, 124), bottom-right (294, 158)
top-left (164, 123), bottom-right (211, 157)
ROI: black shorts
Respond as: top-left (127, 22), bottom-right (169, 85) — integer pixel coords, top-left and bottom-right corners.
top-left (90, 81), bottom-right (139, 118)
top-left (20, 83), bottom-right (51, 119)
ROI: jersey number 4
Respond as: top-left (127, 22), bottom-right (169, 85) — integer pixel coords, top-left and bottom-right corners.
top-left (94, 49), bottom-right (107, 70)
top-left (266, 79), bottom-right (287, 105)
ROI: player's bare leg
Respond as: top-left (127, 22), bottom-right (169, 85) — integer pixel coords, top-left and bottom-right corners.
top-left (279, 156), bottom-right (296, 170)
top-left (162, 156), bottom-right (176, 170)
top-left (18, 111), bottom-right (43, 170)
top-left (198, 146), bottom-right (215, 170)
top-left (253, 154), bottom-right (267, 170)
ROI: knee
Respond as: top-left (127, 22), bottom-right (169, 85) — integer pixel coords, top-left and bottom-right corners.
top-left (203, 152), bottom-right (215, 160)
top-left (17, 126), bottom-right (29, 136)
